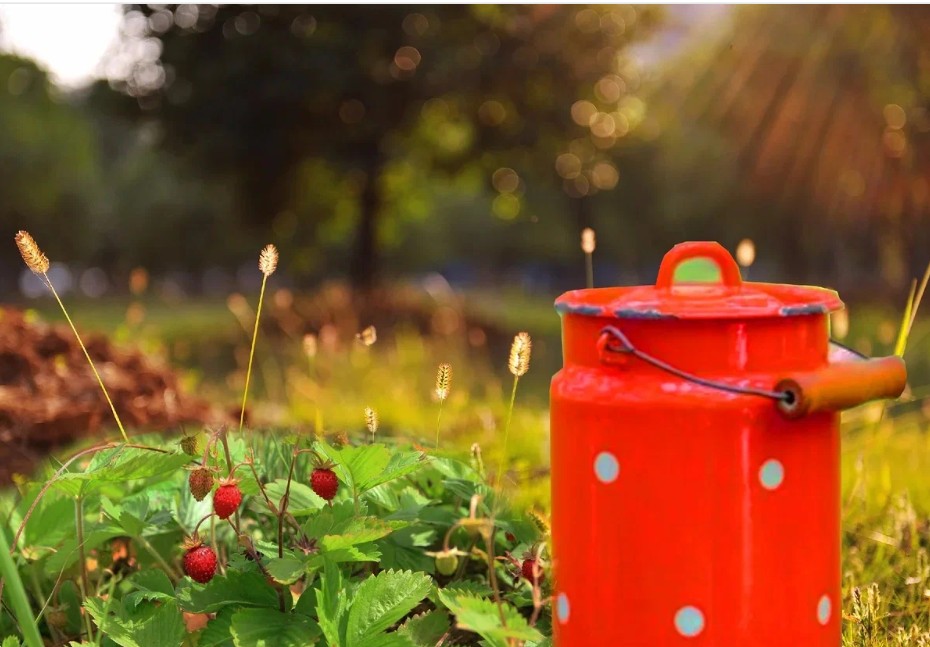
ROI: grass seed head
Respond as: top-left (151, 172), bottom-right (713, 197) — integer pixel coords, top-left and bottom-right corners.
top-left (508, 332), bottom-right (532, 377)
top-left (259, 244), bottom-right (278, 276)
top-left (14, 230), bottom-right (49, 274)
top-left (356, 325), bottom-right (377, 346)
top-left (581, 227), bottom-right (596, 254)
top-left (436, 363), bottom-right (452, 401)
top-left (364, 406), bottom-right (378, 434)
top-left (302, 333), bottom-right (317, 358)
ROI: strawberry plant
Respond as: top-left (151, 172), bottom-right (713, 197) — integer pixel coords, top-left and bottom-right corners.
top-left (0, 233), bottom-right (553, 647)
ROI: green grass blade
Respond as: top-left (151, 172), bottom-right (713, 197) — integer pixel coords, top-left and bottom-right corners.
top-left (893, 280), bottom-right (917, 357)
top-left (0, 529), bottom-right (44, 647)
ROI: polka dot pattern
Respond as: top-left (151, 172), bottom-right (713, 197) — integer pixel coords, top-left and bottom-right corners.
top-left (557, 593), bottom-right (570, 624)
top-left (674, 606), bottom-right (705, 637)
top-left (759, 459), bottom-right (785, 490)
top-left (594, 452), bottom-right (619, 483)
top-left (817, 595), bottom-right (831, 625)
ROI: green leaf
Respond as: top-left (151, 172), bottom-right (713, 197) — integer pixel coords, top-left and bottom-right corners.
top-left (314, 443), bottom-right (425, 495)
top-left (376, 527), bottom-right (436, 573)
top-left (397, 610), bottom-right (450, 647)
top-left (2, 636), bottom-right (21, 647)
top-left (229, 608), bottom-right (320, 647)
top-left (176, 570), bottom-right (279, 613)
top-left (316, 559), bottom-right (347, 647)
top-left (345, 570), bottom-right (432, 647)
top-left (265, 557), bottom-right (306, 585)
top-left (263, 480), bottom-right (327, 516)
top-left (196, 608), bottom-right (235, 647)
top-left (53, 448), bottom-right (191, 497)
top-left (124, 569), bottom-right (177, 609)
top-left (436, 591), bottom-right (542, 647)
top-left (83, 597), bottom-right (185, 647)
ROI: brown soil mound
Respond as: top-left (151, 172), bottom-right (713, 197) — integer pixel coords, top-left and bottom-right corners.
top-left (0, 308), bottom-right (217, 483)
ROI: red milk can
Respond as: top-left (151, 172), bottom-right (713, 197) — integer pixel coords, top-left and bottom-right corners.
top-left (550, 242), bottom-right (907, 645)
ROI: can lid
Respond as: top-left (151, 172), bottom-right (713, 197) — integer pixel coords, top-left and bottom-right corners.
top-left (555, 241), bottom-right (843, 320)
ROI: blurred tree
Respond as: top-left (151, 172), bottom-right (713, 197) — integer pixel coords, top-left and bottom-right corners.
top-left (108, 4), bottom-right (659, 287)
top-left (0, 54), bottom-right (101, 289)
top-left (644, 5), bottom-right (930, 291)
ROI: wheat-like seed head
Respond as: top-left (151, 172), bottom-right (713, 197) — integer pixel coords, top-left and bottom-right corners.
top-left (15, 230), bottom-right (49, 274)
top-left (302, 333), bottom-right (317, 358)
top-left (259, 244), bottom-right (278, 276)
top-left (436, 363), bottom-right (452, 401)
top-left (357, 325), bottom-right (377, 346)
top-left (581, 227), bottom-right (596, 254)
top-left (364, 406), bottom-right (378, 434)
top-left (508, 332), bottom-right (532, 377)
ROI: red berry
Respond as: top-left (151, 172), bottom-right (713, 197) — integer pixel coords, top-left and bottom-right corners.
top-left (311, 468), bottom-right (339, 501)
top-left (522, 558), bottom-right (543, 585)
top-left (183, 544), bottom-right (217, 584)
top-left (213, 482), bottom-right (242, 519)
top-left (505, 532), bottom-right (517, 543)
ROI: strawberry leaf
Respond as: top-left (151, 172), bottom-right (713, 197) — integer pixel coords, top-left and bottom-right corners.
top-left (344, 569), bottom-right (432, 647)
top-left (229, 608), bottom-right (320, 647)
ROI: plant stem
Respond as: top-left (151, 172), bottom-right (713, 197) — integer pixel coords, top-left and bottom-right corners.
top-left (495, 376), bottom-right (520, 491)
top-left (0, 528), bottom-right (43, 647)
top-left (482, 527), bottom-right (509, 634)
top-left (44, 276), bottom-right (128, 442)
top-left (136, 534), bottom-right (181, 581)
top-left (219, 429), bottom-right (241, 533)
top-left (279, 450), bottom-right (299, 559)
top-left (239, 274), bottom-right (268, 440)
top-left (585, 251), bottom-right (594, 289)
top-left (74, 496), bottom-right (88, 602)
top-left (435, 398), bottom-right (445, 449)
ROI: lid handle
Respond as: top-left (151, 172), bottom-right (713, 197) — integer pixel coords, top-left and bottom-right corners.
top-left (655, 241), bottom-right (743, 291)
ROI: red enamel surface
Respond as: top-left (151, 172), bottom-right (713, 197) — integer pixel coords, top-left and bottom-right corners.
top-left (555, 242), bottom-right (844, 320)
top-left (550, 242), bottom-right (843, 645)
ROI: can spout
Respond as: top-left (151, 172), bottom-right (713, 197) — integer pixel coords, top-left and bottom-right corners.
top-left (774, 356), bottom-right (907, 419)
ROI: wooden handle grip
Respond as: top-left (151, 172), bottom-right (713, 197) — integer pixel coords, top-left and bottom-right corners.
top-left (775, 356), bottom-right (907, 419)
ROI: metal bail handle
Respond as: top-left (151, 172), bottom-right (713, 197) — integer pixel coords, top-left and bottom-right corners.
top-left (597, 326), bottom-right (907, 418)
top-left (655, 241), bottom-right (743, 291)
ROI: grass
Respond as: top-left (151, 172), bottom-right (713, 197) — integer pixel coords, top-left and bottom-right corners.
top-left (10, 283), bottom-right (930, 643)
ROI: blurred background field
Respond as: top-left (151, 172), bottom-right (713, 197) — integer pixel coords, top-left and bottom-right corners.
top-left (2, 4), bottom-right (930, 638)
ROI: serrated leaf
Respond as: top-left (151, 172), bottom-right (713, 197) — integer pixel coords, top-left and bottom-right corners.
top-left (229, 608), bottom-right (319, 647)
top-left (124, 569), bottom-right (177, 609)
top-left (345, 570), bottom-right (432, 647)
top-left (263, 480), bottom-right (326, 516)
top-left (397, 609), bottom-right (450, 647)
top-left (176, 570), bottom-right (279, 613)
top-left (430, 581), bottom-right (493, 607)
top-left (265, 557), bottom-right (306, 585)
top-left (196, 608), bottom-right (235, 647)
top-left (84, 597), bottom-right (185, 647)
top-left (2, 637), bottom-right (21, 647)
top-left (436, 591), bottom-right (542, 647)
top-left (316, 559), bottom-right (347, 647)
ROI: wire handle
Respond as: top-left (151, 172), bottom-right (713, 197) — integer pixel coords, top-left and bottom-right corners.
top-left (597, 326), bottom-right (792, 403)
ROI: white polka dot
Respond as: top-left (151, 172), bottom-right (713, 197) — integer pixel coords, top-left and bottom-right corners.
top-left (759, 459), bottom-right (784, 490)
top-left (675, 606), bottom-right (705, 637)
top-left (594, 452), bottom-right (619, 483)
top-left (817, 595), bottom-right (831, 625)
top-left (557, 593), bottom-right (570, 623)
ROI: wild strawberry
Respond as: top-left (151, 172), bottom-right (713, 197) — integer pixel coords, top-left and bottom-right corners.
top-left (505, 532), bottom-right (517, 543)
top-left (311, 467), bottom-right (339, 501)
top-left (213, 479), bottom-right (242, 519)
top-left (522, 557), bottom-right (543, 585)
top-left (182, 537), bottom-right (217, 584)
top-left (435, 552), bottom-right (459, 576)
top-left (180, 434), bottom-right (200, 457)
top-left (188, 467), bottom-right (214, 502)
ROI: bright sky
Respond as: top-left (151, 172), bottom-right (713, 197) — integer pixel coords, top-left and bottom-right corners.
top-left (0, 3), bottom-right (122, 87)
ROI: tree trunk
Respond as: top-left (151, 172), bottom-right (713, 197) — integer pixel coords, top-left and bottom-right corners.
top-left (350, 155), bottom-right (383, 290)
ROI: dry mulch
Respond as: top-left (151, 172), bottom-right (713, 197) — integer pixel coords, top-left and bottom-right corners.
top-left (0, 307), bottom-right (218, 483)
